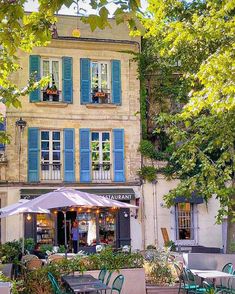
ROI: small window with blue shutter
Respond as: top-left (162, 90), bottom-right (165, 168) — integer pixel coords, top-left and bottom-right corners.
top-left (29, 56), bottom-right (73, 103)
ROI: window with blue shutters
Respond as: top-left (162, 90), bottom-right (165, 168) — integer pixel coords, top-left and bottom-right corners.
top-left (29, 56), bottom-right (73, 103)
top-left (113, 129), bottom-right (125, 182)
top-left (0, 119), bottom-right (6, 153)
top-left (80, 59), bottom-right (121, 105)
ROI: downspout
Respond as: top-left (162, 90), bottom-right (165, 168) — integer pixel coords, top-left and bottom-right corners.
top-left (152, 180), bottom-right (158, 246)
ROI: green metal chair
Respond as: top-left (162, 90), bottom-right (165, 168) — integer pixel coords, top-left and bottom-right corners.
top-left (111, 274), bottom-right (124, 294)
top-left (48, 272), bottom-right (71, 294)
top-left (105, 271), bottom-right (113, 286)
top-left (98, 268), bottom-right (107, 283)
top-left (216, 263), bottom-right (233, 292)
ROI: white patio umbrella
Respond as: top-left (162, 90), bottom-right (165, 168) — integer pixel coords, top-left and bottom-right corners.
top-left (6, 188), bottom-right (137, 257)
top-left (0, 200), bottom-right (50, 254)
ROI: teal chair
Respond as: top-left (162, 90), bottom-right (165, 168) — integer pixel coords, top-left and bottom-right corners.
top-left (48, 272), bottom-right (71, 294)
top-left (111, 274), bottom-right (124, 294)
top-left (98, 268), bottom-right (107, 283)
top-left (105, 271), bottom-right (113, 286)
top-left (175, 266), bottom-right (200, 294)
top-left (216, 263), bottom-right (233, 292)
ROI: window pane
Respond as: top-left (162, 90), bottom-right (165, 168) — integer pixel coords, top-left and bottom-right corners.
top-left (43, 60), bottom-right (49, 77)
top-left (102, 142), bottom-right (110, 152)
top-left (41, 131), bottom-right (49, 140)
top-left (101, 63), bottom-right (108, 90)
top-left (92, 152), bottom-right (99, 162)
top-left (91, 141), bottom-right (99, 152)
top-left (91, 132), bottom-right (99, 141)
top-left (52, 61), bottom-right (59, 88)
top-left (53, 152), bottom-right (60, 160)
top-left (53, 142), bottom-right (60, 150)
top-left (91, 62), bottom-right (99, 91)
top-left (53, 132), bottom-right (60, 140)
top-left (177, 203), bottom-right (193, 240)
top-left (41, 141), bottom-right (49, 150)
top-left (41, 151), bottom-right (49, 161)
top-left (102, 133), bottom-right (109, 141)
top-left (103, 152), bottom-right (110, 161)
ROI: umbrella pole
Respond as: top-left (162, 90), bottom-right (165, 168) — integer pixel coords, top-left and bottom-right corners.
top-left (63, 211), bottom-right (68, 259)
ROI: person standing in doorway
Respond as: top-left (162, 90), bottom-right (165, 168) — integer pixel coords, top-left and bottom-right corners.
top-left (71, 220), bottom-right (78, 253)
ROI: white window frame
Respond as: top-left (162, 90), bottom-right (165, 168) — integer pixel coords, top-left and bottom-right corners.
top-left (170, 203), bottom-right (198, 246)
top-left (40, 130), bottom-right (62, 180)
top-left (41, 57), bottom-right (62, 101)
top-left (91, 61), bottom-right (111, 93)
top-left (91, 131), bottom-right (111, 166)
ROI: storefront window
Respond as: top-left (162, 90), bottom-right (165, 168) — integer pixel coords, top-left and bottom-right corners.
top-left (37, 214), bottom-right (54, 244)
top-left (77, 209), bottom-right (116, 247)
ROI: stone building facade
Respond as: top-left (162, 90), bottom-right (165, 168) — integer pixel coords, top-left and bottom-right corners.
top-left (0, 15), bottom-right (143, 250)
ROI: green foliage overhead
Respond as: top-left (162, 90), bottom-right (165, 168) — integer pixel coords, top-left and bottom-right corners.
top-left (138, 165), bottom-right (157, 182)
top-left (137, 0), bottom-right (235, 226)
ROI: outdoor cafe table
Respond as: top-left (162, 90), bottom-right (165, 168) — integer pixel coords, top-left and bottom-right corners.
top-left (191, 269), bottom-right (235, 286)
top-left (62, 274), bottom-right (110, 293)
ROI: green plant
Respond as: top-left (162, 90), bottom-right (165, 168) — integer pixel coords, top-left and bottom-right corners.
top-left (57, 245), bottom-right (66, 253)
top-left (24, 238), bottom-right (35, 253)
top-left (138, 166), bottom-right (157, 182)
top-left (40, 244), bottom-right (53, 254)
top-left (0, 272), bottom-right (24, 294)
top-left (143, 247), bottom-right (176, 286)
top-left (0, 240), bottom-right (21, 264)
top-left (164, 240), bottom-right (176, 252)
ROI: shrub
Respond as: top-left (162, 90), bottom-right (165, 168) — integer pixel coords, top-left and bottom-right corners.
top-left (40, 244), bottom-right (53, 254)
top-left (0, 240), bottom-right (21, 264)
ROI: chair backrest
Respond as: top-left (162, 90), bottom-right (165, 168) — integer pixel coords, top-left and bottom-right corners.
top-left (98, 268), bottom-right (107, 283)
top-left (184, 268), bottom-right (196, 284)
top-left (111, 274), bottom-right (124, 294)
top-left (222, 263), bottom-right (233, 274)
top-left (48, 272), bottom-right (62, 294)
top-left (49, 256), bottom-right (65, 264)
top-left (26, 258), bottom-right (42, 271)
top-left (22, 254), bottom-right (38, 263)
top-left (48, 254), bottom-right (64, 262)
top-left (105, 271), bottom-right (113, 286)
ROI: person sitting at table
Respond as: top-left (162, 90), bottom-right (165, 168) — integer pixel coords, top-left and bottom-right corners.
top-left (32, 243), bottom-right (46, 259)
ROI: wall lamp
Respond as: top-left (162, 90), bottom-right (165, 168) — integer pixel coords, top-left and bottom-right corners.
top-left (15, 117), bottom-right (27, 131)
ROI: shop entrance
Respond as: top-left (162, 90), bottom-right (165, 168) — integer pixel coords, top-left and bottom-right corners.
top-left (57, 211), bottom-right (76, 249)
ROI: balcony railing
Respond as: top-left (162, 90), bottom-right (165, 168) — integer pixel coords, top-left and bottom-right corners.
top-left (92, 163), bottom-right (111, 181)
top-left (41, 163), bottom-right (62, 181)
top-left (91, 89), bottom-right (111, 104)
top-left (41, 90), bottom-right (62, 102)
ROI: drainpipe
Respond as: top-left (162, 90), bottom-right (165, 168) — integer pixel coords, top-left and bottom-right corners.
top-left (152, 180), bottom-right (158, 246)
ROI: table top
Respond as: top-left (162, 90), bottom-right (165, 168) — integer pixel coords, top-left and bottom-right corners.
top-left (191, 269), bottom-right (235, 279)
top-left (62, 274), bottom-right (110, 293)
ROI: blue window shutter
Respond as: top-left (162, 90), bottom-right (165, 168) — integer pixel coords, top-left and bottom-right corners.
top-left (113, 129), bottom-right (125, 182)
top-left (0, 119), bottom-right (6, 151)
top-left (29, 55), bottom-right (40, 102)
top-left (28, 128), bottom-right (39, 182)
top-left (80, 58), bottom-right (91, 104)
top-left (62, 57), bottom-right (73, 103)
top-left (80, 129), bottom-right (91, 182)
top-left (64, 128), bottom-right (75, 182)
top-left (111, 60), bottom-right (121, 105)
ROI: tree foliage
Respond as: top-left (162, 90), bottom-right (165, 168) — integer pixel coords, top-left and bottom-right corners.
top-left (137, 0), bottom-right (235, 225)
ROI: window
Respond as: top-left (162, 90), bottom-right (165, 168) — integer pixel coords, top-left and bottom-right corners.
top-left (41, 58), bottom-right (61, 102)
top-left (41, 130), bottom-right (61, 180)
top-left (91, 132), bottom-right (111, 181)
top-left (175, 203), bottom-right (194, 240)
top-left (91, 61), bottom-right (111, 104)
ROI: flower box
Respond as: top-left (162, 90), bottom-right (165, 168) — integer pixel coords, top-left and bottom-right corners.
top-left (46, 89), bottom-right (59, 95)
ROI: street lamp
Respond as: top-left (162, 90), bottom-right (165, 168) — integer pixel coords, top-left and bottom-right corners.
top-left (15, 117), bottom-right (27, 131)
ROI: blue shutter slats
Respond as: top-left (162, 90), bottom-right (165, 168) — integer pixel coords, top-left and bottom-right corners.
top-left (80, 58), bottom-right (91, 104)
top-left (111, 60), bottom-right (121, 105)
top-left (80, 129), bottom-right (91, 182)
top-left (29, 55), bottom-right (41, 102)
top-left (64, 128), bottom-right (75, 182)
top-left (113, 129), bottom-right (125, 182)
top-left (28, 128), bottom-right (39, 182)
top-left (62, 57), bottom-right (73, 103)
